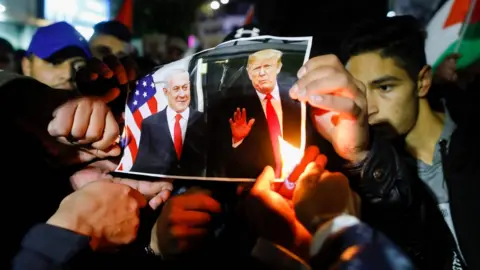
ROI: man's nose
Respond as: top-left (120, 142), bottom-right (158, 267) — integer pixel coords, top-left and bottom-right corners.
top-left (177, 89), bottom-right (186, 97)
top-left (367, 98), bottom-right (378, 122)
top-left (259, 67), bottom-right (266, 76)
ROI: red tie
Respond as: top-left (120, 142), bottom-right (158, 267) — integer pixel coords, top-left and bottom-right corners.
top-left (174, 113), bottom-right (183, 159)
top-left (265, 93), bottom-right (282, 178)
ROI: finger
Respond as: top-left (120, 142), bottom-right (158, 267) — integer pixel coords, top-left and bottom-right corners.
top-left (85, 101), bottom-right (108, 142)
top-left (102, 144), bottom-right (121, 157)
top-left (308, 94), bottom-right (362, 119)
top-left (137, 180), bottom-right (174, 199)
top-left (247, 118), bottom-right (255, 128)
top-left (128, 187), bottom-right (147, 208)
top-left (288, 146), bottom-right (320, 182)
top-left (88, 58), bottom-right (114, 79)
top-left (252, 166), bottom-right (275, 192)
top-left (91, 111), bottom-right (119, 150)
top-left (149, 190), bottom-right (171, 210)
top-left (298, 54), bottom-right (344, 79)
top-left (294, 161), bottom-right (323, 195)
top-left (120, 56), bottom-right (138, 81)
top-left (71, 100), bottom-right (93, 139)
top-left (291, 66), bottom-right (338, 99)
top-left (235, 108), bottom-right (241, 122)
top-left (73, 145), bottom-right (119, 164)
top-left (301, 73), bottom-right (360, 102)
top-left (170, 226), bottom-right (208, 239)
top-left (304, 161), bottom-right (323, 177)
top-left (177, 193), bottom-right (222, 213)
top-left (241, 108), bottom-right (247, 123)
top-left (101, 88), bottom-right (121, 104)
top-left (48, 102), bottom-right (77, 137)
top-left (169, 211), bottom-right (212, 227)
top-left (229, 118), bottom-right (234, 126)
top-left (103, 55), bottom-right (128, 85)
top-left (315, 154), bottom-right (328, 170)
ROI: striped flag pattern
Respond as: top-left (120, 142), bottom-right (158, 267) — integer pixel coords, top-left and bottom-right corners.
top-left (117, 73), bottom-right (161, 171)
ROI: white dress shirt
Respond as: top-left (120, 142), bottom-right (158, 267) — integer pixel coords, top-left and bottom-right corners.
top-left (233, 85), bottom-right (283, 148)
top-left (166, 106), bottom-right (190, 144)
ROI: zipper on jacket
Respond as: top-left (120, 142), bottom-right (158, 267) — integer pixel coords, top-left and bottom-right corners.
top-left (439, 139), bottom-right (467, 268)
top-left (439, 140), bottom-right (448, 189)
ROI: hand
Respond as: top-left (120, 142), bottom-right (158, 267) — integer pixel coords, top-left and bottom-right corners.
top-left (290, 55), bottom-right (369, 162)
top-left (434, 53), bottom-right (460, 83)
top-left (47, 96), bottom-right (120, 164)
top-left (76, 55), bottom-right (137, 99)
top-left (70, 160), bottom-right (173, 209)
top-left (47, 180), bottom-right (146, 250)
top-left (246, 166), bottom-right (312, 260)
top-left (229, 108), bottom-right (255, 143)
top-left (151, 188), bottom-right (221, 259)
top-left (76, 55), bottom-right (138, 123)
top-left (293, 164), bottom-right (360, 233)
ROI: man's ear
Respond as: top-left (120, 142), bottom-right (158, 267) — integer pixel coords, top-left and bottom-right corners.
top-left (163, 87), bottom-right (168, 95)
top-left (277, 63), bottom-right (283, 74)
top-left (417, 65), bottom-right (432, 98)
top-left (21, 57), bottom-right (32, 76)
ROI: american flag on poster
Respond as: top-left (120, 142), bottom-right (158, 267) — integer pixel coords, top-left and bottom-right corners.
top-left (117, 73), bottom-right (163, 171)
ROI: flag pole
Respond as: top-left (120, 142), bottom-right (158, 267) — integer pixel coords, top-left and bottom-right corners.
top-left (454, 0), bottom-right (478, 52)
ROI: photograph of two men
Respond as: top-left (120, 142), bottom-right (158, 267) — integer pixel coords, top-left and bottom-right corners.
top-left (116, 36), bottom-right (319, 182)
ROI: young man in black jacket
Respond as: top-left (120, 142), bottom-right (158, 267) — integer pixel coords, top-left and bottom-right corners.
top-left (290, 16), bottom-right (479, 270)
top-left (339, 15), bottom-right (479, 270)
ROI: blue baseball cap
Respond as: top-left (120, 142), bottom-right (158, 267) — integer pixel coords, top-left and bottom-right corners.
top-left (27, 21), bottom-right (92, 60)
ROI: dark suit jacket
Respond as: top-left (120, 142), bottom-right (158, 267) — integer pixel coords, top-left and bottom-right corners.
top-left (210, 84), bottom-right (316, 178)
top-left (130, 107), bottom-right (206, 176)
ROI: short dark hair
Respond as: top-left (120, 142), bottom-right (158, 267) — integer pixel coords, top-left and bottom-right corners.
top-left (341, 15), bottom-right (427, 81)
top-left (93, 20), bottom-right (132, 42)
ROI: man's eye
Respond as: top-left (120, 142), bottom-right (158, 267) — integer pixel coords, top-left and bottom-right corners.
top-left (378, 85), bottom-right (394, 91)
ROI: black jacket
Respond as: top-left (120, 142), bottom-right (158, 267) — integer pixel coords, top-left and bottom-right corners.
top-left (350, 83), bottom-right (480, 269)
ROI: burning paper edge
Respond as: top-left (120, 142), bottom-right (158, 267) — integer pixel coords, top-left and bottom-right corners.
top-left (300, 101), bottom-right (306, 152)
top-left (278, 102), bottom-right (307, 179)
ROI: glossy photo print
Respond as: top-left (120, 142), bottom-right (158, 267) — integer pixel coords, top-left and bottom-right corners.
top-left (115, 35), bottom-right (313, 182)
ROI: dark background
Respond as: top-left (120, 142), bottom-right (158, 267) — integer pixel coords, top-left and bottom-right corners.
top-left (131, 0), bottom-right (389, 56)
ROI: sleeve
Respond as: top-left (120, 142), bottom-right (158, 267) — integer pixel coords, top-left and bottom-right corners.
top-left (346, 132), bottom-right (413, 209)
top-left (11, 224), bottom-right (91, 270)
top-left (250, 238), bottom-right (310, 270)
top-left (309, 215), bottom-right (415, 270)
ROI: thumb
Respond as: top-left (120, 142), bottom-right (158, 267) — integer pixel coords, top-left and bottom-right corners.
top-left (248, 118), bottom-right (255, 128)
top-left (295, 161), bottom-right (323, 197)
top-left (253, 166), bottom-right (275, 192)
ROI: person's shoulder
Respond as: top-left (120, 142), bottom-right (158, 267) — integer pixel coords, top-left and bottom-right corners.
top-left (143, 108), bottom-right (167, 124)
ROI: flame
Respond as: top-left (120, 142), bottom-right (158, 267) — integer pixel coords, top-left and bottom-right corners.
top-left (278, 136), bottom-right (303, 178)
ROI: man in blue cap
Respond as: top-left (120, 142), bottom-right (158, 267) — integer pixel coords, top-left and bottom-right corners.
top-left (21, 21), bottom-right (92, 90)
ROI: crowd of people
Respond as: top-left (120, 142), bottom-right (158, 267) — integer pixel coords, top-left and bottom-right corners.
top-left (1, 5), bottom-right (479, 270)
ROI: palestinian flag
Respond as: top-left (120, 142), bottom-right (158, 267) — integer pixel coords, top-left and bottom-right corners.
top-left (425, 0), bottom-right (480, 70)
